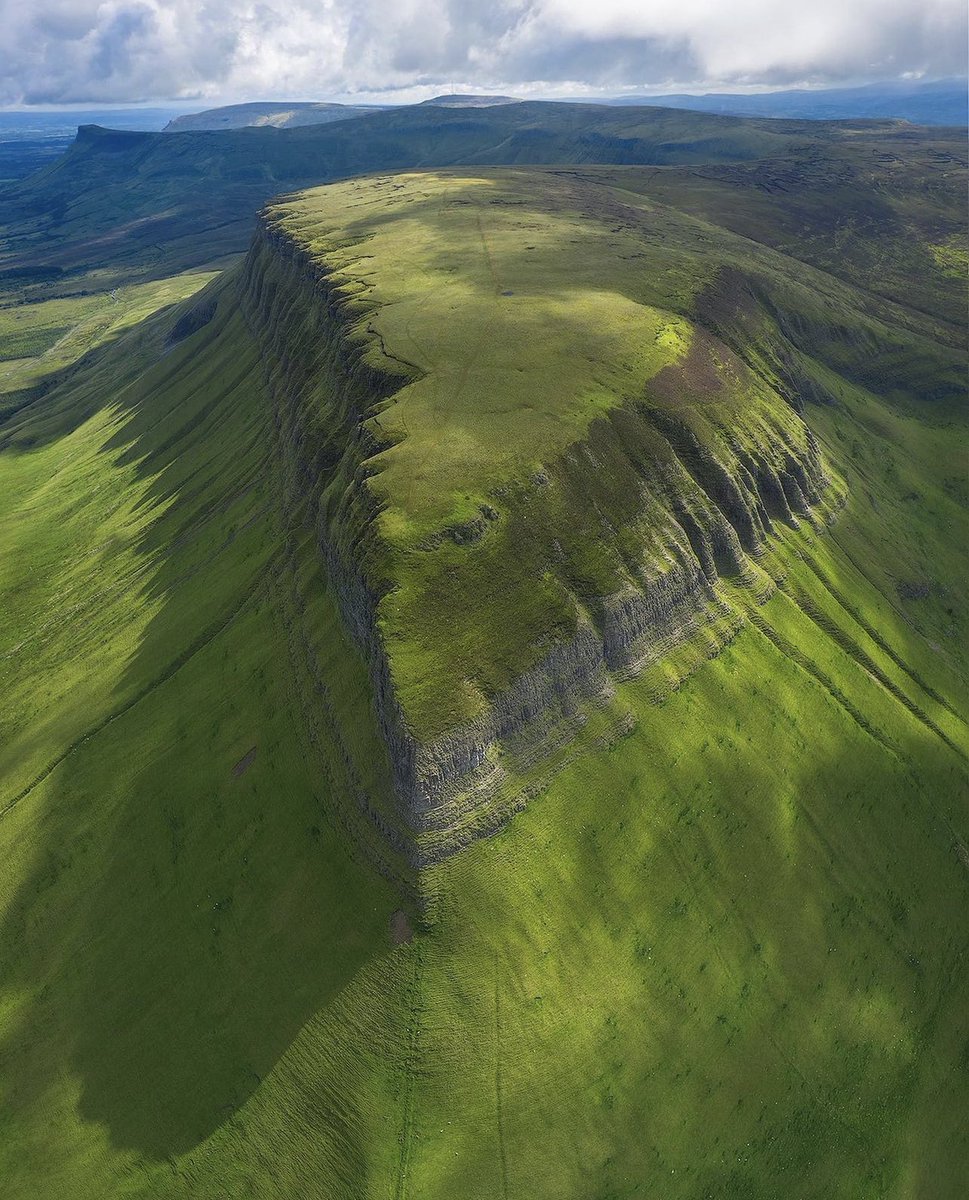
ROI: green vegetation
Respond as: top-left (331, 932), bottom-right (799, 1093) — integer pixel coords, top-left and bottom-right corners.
top-left (3, 100), bottom-right (961, 304)
top-left (0, 321), bottom-right (70, 362)
top-left (409, 603), bottom-right (966, 1199)
top-left (928, 233), bottom-right (969, 280)
top-left (0, 271), bottom-right (218, 419)
top-left (0, 281), bottom-right (410, 1197)
top-left (264, 171), bottom-right (709, 737)
top-left (0, 105), bottom-right (965, 1199)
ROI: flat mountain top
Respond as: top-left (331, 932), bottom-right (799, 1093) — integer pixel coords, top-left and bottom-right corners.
top-left (163, 100), bottom-right (381, 131)
top-left (163, 94), bottom-right (522, 132)
top-left (417, 93), bottom-right (522, 107)
top-left (261, 154), bottom-right (964, 763)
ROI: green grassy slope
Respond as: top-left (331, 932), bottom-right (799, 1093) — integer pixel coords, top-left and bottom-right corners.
top-left (0, 139), bottom-right (966, 1199)
top-left (0, 269), bottom-right (220, 424)
top-left (408, 597), bottom-right (967, 1199)
top-left (611, 143), bottom-right (967, 330)
top-left (0, 278), bottom-right (416, 1197)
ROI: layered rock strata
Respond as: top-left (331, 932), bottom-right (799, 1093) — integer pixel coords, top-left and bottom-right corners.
top-left (240, 214), bottom-right (830, 862)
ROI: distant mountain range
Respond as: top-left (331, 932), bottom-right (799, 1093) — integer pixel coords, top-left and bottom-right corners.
top-left (603, 78), bottom-right (968, 126)
top-left (1, 80), bottom-right (959, 187)
top-left (1, 81), bottom-right (962, 188)
top-left (163, 94), bottom-right (523, 131)
top-left (159, 80), bottom-right (968, 135)
top-left (0, 101), bottom-right (870, 285)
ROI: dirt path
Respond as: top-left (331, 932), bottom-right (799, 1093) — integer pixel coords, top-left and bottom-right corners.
top-left (390, 909), bottom-right (414, 945)
top-left (494, 958), bottom-right (511, 1199)
top-left (394, 946), bottom-right (425, 1200)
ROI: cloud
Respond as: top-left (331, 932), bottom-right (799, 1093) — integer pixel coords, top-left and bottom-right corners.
top-left (0, 1), bottom-right (242, 104)
top-left (0, 0), bottom-right (965, 105)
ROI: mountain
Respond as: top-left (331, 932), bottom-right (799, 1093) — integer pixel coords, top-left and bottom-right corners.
top-left (0, 107), bottom-right (182, 183)
top-left (605, 78), bottom-right (969, 126)
top-left (150, 80), bottom-right (969, 135)
top-left (417, 93), bottom-right (523, 107)
top-left (162, 96), bottom-right (523, 135)
top-left (0, 101), bottom-right (942, 296)
top-left (163, 100), bottom-right (382, 132)
top-left (0, 100), bottom-right (966, 1199)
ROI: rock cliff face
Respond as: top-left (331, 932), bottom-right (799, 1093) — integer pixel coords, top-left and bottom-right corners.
top-left (239, 211), bottom-right (830, 865)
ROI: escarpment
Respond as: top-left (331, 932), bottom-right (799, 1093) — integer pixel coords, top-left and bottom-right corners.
top-left (239, 178), bottom-right (833, 865)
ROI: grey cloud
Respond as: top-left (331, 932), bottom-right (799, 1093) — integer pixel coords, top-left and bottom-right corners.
top-left (90, 5), bottom-right (156, 82)
top-left (496, 33), bottom-right (700, 88)
top-left (0, 0), bottom-right (965, 106)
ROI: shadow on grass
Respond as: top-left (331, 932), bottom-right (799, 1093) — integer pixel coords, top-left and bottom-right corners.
top-left (0, 269), bottom-right (403, 1166)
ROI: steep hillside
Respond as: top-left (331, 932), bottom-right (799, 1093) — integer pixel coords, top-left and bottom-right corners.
top-left (0, 152), bottom-right (966, 1199)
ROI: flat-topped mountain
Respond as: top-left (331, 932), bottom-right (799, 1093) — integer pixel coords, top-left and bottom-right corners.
top-left (163, 100), bottom-right (381, 131)
top-left (253, 169), bottom-right (834, 852)
top-left (162, 95), bottom-right (521, 135)
top-left (417, 93), bottom-right (522, 107)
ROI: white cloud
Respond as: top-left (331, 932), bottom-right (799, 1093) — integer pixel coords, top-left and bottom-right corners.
top-left (0, 0), bottom-right (964, 105)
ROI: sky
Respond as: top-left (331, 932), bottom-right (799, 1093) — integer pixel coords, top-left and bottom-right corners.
top-left (0, 0), bottom-right (966, 107)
